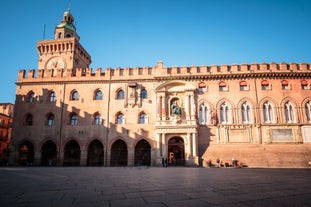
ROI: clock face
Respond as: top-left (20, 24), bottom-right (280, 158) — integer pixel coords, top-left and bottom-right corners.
top-left (46, 57), bottom-right (66, 69)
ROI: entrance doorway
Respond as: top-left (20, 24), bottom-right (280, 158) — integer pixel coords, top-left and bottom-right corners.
top-left (41, 140), bottom-right (57, 166)
top-left (19, 141), bottom-right (34, 166)
top-left (110, 139), bottom-right (127, 166)
top-left (168, 137), bottom-right (185, 166)
top-left (63, 140), bottom-right (81, 166)
top-left (134, 139), bottom-right (151, 166)
top-left (87, 140), bottom-right (104, 166)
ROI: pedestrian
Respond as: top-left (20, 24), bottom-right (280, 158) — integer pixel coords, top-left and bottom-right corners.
top-left (161, 158), bottom-right (165, 167)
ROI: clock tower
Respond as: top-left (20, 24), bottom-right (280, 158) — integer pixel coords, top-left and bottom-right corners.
top-left (37, 8), bottom-right (91, 71)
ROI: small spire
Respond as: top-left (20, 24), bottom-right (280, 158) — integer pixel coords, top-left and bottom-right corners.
top-left (68, 2), bottom-right (71, 12)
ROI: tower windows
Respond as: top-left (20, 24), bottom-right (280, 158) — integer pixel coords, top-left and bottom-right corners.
top-left (27, 91), bottom-right (35, 103)
top-left (301, 80), bottom-right (309, 90)
top-left (219, 81), bottom-right (228, 91)
top-left (239, 81), bottom-right (248, 91)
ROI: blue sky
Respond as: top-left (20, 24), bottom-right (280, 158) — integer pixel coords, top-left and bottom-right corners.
top-left (0, 0), bottom-right (310, 103)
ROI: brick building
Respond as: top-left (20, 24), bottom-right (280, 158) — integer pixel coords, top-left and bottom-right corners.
top-left (0, 103), bottom-right (13, 164)
top-left (10, 9), bottom-right (311, 167)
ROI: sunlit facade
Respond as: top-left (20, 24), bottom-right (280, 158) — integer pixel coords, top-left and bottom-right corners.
top-left (10, 9), bottom-right (311, 167)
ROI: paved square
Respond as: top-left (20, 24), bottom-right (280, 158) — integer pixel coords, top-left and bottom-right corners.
top-left (0, 167), bottom-right (310, 206)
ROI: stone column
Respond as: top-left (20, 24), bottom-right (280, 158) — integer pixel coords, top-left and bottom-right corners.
top-left (187, 133), bottom-right (192, 158)
top-left (161, 133), bottom-right (167, 158)
top-left (185, 94), bottom-right (190, 120)
top-left (161, 95), bottom-right (166, 121)
top-left (190, 94), bottom-right (195, 120)
top-left (192, 133), bottom-right (198, 157)
top-left (80, 150), bottom-right (88, 166)
top-left (157, 95), bottom-right (161, 121)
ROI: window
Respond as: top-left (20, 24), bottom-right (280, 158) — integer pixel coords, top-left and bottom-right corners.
top-left (284, 101), bottom-right (295, 123)
top-left (301, 80), bottom-right (309, 90)
top-left (27, 91), bottom-right (35, 103)
top-left (49, 91), bottom-right (56, 102)
top-left (70, 113), bottom-right (78, 125)
top-left (241, 102), bottom-right (252, 123)
top-left (199, 103), bottom-right (210, 124)
top-left (94, 90), bottom-right (103, 100)
top-left (261, 80), bottom-right (270, 90)
top-left (94, 113), bottom-right (102, 125)
top-left (198, 82), bottom-right (206, 92)
top-left (71, 91), bottom-right (79, 100)
top-left (26, 114), bottom-right (33, 126)
top-left (219, 81), bottom-right (228, 91)
top-left (117, 113), bottom-right (124, 124)
top-left (117, 90), bottom-right (124, 99)
top-left (139, 113), bottom-right (147, 124)
top-left (220, 102), bottom-right (230, 124)
top-left (239, 81), bottom-right (248, 91)
top-left (263, 101), bottom-right (273, 123)
top-left (47, 114), bottom-right (55, 126)
top-left (281, 80), bottom-right (290, 90)
top-left (141, 89), bottom-right (147, 99)
top-left (305, 101), bottom-right (311, 122)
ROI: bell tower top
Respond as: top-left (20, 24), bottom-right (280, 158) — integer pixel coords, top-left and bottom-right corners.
top-left (54, 8), bottom-right (80, 41)
top-left (37, 8), bottom-right (91, 70)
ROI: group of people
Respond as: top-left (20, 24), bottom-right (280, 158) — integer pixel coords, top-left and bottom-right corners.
top-left (215, 158), bottom-right (239, 168)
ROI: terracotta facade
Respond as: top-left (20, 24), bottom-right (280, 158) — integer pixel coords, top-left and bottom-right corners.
top-left (10, 9), bottom-right (311, 167)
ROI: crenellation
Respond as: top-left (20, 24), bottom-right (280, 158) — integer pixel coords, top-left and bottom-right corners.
top-left (15, 62), bottom-right (310, 82)
top-left (260, 62), bottom-right (268, 71)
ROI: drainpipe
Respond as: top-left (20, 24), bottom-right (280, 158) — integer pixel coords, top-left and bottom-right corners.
top-left (58, 83), bottom-right (66, 165)
top-left (104, 73), bottom-right (111, 166)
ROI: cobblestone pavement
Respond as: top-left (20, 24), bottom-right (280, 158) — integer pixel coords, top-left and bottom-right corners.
top-left (0, 167), bottom-right (310, 207)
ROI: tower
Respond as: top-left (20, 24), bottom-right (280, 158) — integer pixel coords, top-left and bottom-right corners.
top-left (36, 8), bottom-right (91, 71)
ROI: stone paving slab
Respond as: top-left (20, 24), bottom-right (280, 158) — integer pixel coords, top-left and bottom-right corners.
top-left (0, 167), bottom-right (310, 207)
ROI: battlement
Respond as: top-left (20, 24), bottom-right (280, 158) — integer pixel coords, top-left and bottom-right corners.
top-left (17, 61), bottom-right (311, 82)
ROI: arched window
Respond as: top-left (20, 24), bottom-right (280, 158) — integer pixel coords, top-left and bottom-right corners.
top-left (71, 91), bottom-right (79, 100)
top-left (219, 81), bottom-right (228, 91)
top-left (117, 90), bottom-right (124, 99)
top-left (261, 80), bottom-right (270, 90)
top-left (198, 82), bottom-right (206, 92)
top-left (284, 101), bottom-right (295, 123)
top-left (301, 80), bottom-right (309, 90)
top-left (239, 81), bottom-right (248, 91)
top-left (220, 102), bottom-right (230, 124)
top-left (305, 101), bottom-right (311, 122)
top-left (47, 113), bottom-right (55, 126)
top-left (49, 91), bottom-right (56, 102)
top-left (116, 113), bottom-right (124, 124)
top-left (27, 91), bottom-right (35, 103)
top-left (241, 102), bottom-right (251, 123)
top-left (139, 113), bottom-right (147, 124)
top-left (25, 114), bottom-right (33, 126)
top-left (94, 113), bottom-right (102, 125)
top-left (199, 103), bottom-right (210, 124)
top-left (263, 101), bottom-right (273, 123)
top-left (70, 113), bottom-right (78, 125)
top-left (94, 90), bottom-right (103, 100)
top-left (281, 80), bottom-right (289, 90)
top-left (141, 89), bottom-right (147, 99)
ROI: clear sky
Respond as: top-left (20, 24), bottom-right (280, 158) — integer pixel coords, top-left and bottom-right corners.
top-left (0, 0), bottom-right (310, 103)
